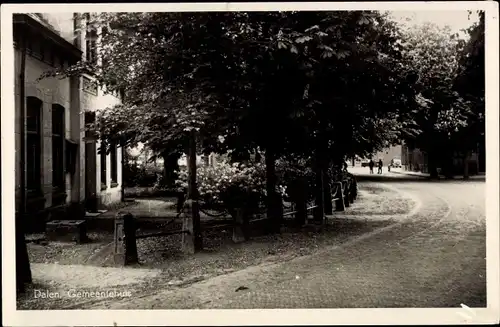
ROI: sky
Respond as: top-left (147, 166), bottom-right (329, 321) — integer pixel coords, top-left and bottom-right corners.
top-left (388, 10), bottom-right (479, 37)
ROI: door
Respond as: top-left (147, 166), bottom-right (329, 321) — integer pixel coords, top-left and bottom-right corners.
top-left (85, 141), bottom-right (98, 212)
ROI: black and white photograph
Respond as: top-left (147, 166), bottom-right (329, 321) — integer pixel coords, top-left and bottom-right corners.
top-left (1, 2), bottom-right (498, 325)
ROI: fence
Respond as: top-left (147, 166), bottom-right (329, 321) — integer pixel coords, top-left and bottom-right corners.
top-left (113, 175), bottom-right (358, 265)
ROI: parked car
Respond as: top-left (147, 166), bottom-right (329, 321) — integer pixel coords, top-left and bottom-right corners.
top-left (391, 158), bottom-right (402, 168)
top-left (361, 159), bottom-right (371, 167)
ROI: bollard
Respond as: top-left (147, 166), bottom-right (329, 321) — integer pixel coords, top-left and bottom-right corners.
top-left (334, 182), bottom-right (346, 212)
top-left (114, 212), bottom-right (138, 266)
top-left (351, 178), bottom-right (358, 201)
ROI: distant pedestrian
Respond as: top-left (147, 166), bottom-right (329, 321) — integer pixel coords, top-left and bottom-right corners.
top-left (378, 159), bottom-right (383, 174)
top-left (368, 160), bottom-right (375, 174)
top-left (388, 163), bottom-right (391, 172)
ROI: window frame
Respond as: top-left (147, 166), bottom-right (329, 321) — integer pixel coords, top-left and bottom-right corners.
top-left (100, 138), bottom-right (107, 187)
top-left (84, 13), bottom-right (98, 65)
top-left (110, 142), bottom-right (118, 186)
top-left (51, 104), bottom-right (65, 190)
top-left (26, 97), bottom-right (43, 194)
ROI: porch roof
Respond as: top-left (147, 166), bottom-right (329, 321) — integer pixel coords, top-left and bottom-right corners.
top-left (13, 13), bottom-right (82, 64)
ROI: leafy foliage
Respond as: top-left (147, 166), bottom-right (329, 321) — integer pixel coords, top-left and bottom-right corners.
top-left (396, 15), bottom-right (485, 175)
top-left (40, 11), bottom-right (422, 164)
top-left (38, 10), bottom-right (485, 194)
top-left (451, 11), bottom-right (485, 155)
top-left (175, 158), bottom-right (283, 213)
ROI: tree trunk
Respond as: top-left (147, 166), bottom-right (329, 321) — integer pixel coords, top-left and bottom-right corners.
top-left (463, 152), bottom-right (470, 180)
top-left (120, 139), bottom-right (126, 201)
top-left (293, 177), bottom-right (307, 227)
top-left (442, 157), bottom-right (454, 179)
top-left (427, 150), bottom-right (439, 179)
top-left (313, 150), bottom-right (325, 223)
top-left (16, 213), bottom-right (32, 294)
top-left (265, 148), bottom-right (281, 233)
top-left (185, 131), bottom-right (202, 251)
top-left (17, 38), bottom-right (32, 294)
top-left (162, 152), bottom-right (180, 189)
top-left (323, 170), bottom-right (333, 215)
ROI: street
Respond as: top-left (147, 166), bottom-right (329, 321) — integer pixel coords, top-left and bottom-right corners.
top-left (102, 169), bottom-right (486, 309)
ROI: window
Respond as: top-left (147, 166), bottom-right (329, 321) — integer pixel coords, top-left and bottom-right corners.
top-left (84, 13), bottom-right (97, 65)
top-left (110, 142), bottom-right (118, 186)
top-left (26, 97), bottom-right (42, 193)
top-left (52, 105), bottom-right (65, 189)
top-left (100, 139), bottom-right (107, 186)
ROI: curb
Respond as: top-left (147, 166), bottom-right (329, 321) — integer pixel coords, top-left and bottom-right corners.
top-left (389, 170), bottom-right (485, 181)
top-left (388, 170), bottom-right (429, 178)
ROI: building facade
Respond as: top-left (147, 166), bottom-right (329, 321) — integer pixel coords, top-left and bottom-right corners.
top-left (401, 142), bottom-right (484, 175)
top-left (13, 13), bottom-right (123, 229)
top-left (373, 145), bottom-right (403, 167)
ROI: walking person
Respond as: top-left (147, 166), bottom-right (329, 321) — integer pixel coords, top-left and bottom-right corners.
top-left (377, 159), bottom-right (383, 174)
top-left (368, 159), bottom-right (375, 174)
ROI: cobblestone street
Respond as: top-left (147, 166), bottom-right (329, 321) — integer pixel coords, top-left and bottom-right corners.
top-left (88, 170), bottom-right (486, 309)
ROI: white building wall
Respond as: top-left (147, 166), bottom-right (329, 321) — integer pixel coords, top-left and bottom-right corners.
top-left (14, 47), bottom-right (74, 208)
top-left (15, 13), bottom-right (124, 217)
top-left (82, 84), bottom-right (123, 206)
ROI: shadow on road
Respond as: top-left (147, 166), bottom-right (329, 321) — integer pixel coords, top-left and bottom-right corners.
top-left (354, 173), bottom-right (485, 184)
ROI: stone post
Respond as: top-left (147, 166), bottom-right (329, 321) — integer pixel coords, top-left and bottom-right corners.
top-left (114, 212), bottom-right (138, 265)
top-left (343, 181), bottom-right (351, 208)
top-left (334, 182), bottom-right (345, 212)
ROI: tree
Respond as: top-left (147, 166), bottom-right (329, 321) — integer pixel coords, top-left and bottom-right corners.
top-left (452, 11), bottom-right (485, 178)
top-left (396, 21), bottom-right (476, 178)
top-left (42, 11), bottom-right (422, 231)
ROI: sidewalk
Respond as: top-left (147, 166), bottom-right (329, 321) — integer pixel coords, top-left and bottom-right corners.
top-left (389, 168), bottom-right (485, 180)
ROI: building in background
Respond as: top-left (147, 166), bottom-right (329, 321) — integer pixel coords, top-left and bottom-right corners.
top-left (373, 145), bottom-right (403, 167)
top-left (401, 141), bottom-right (484, 176)
top-left (13, 13), bottom-right (123, 230)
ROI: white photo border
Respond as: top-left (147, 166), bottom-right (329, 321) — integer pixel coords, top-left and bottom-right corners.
top-left (1, 2), bottom-right (498, 326)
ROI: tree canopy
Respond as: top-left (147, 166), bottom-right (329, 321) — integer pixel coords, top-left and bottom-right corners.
top-left (393, 12), bottom-right (485, 176)
top-left (41, 11), bottom-right (425, 163)
top-left (39, 10), bottom-right (484, 177)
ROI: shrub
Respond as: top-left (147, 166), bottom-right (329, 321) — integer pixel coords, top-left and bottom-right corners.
top-left (175, 159), bottom-right (286, 215)
top-left (153, 168), bottom-right (180, 191)
top-left (123, 161), bottom-right (161, 187)
top-left (276, 157), bottom-right (315, 202)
